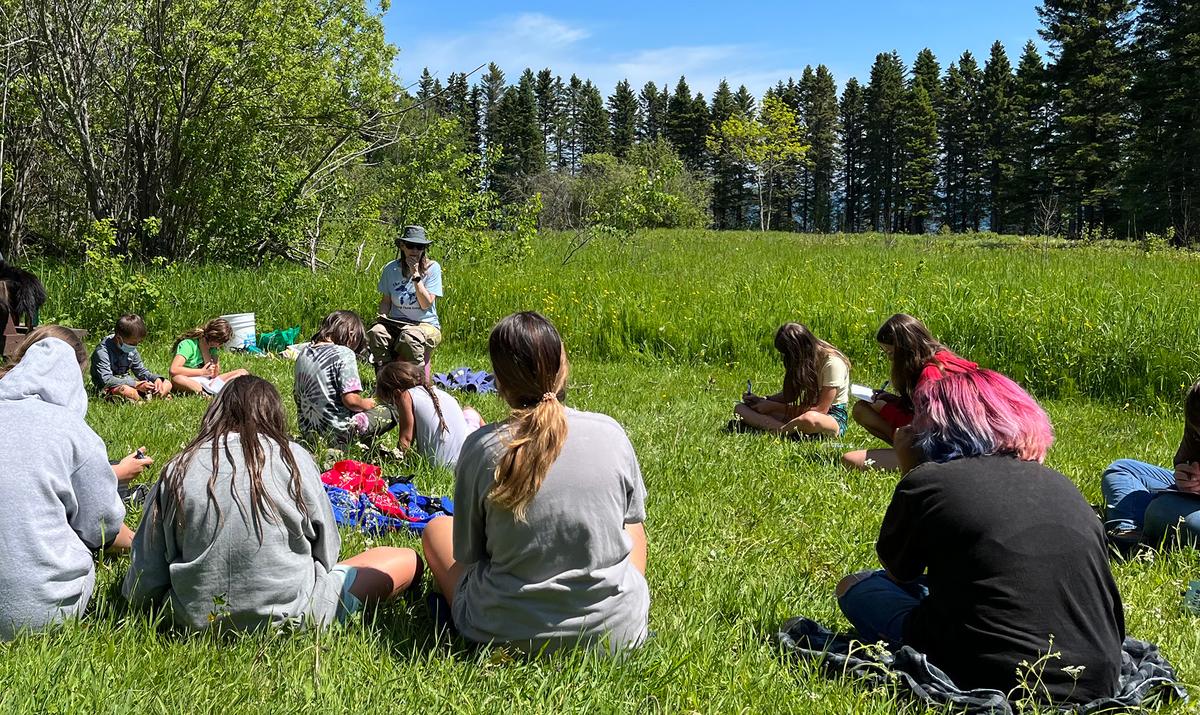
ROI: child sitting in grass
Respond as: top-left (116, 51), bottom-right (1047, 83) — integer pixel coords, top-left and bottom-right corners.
top-left (294, 311), bottom-right (396, 446)
top-left (0, 326), bottom-right (132, 640)
top-left (123, 376), bottom-right (420, 631)
top-left (375, 360), bottom-right (484, 469)
top-left (1101, 381), bottom-right (1200, 549)
top-left (91, 314), bottom-right (172, 401)
top-left (422, 312), bottom-right (649, 655)
top-left (843, 313), bottom-right (977, 470)
top-left (169, 318), bottom-right (249, 396)
top-left (836, 368), bottom-right (1122, 705)
top-left (732, 323), bottom-right (850, 438)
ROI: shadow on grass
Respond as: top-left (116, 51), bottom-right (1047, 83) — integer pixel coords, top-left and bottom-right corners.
top-left (87, 561), bottom-right (479, 660)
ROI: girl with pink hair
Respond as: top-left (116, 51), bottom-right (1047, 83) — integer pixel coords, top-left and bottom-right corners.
top-left (835, 368), bottom-right (1125, 705)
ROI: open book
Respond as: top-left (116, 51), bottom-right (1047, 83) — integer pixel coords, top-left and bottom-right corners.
top-left (850, 384), bottom-right (875, 402)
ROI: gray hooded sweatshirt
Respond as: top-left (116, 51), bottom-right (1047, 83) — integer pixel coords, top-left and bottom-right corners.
top-left (0, 338), bottom-right (126, 640)
top-left (122, 435), bottom-right (347, 630)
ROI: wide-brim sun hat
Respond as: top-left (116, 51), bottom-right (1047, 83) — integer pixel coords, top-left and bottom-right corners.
top-left (395, 225), bottom-right (432, 246)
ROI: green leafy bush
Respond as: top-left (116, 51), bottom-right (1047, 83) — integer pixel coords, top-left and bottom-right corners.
top-left (64, 219), bottom-right (167, 333)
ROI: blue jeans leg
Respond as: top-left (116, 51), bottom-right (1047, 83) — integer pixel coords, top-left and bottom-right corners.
top-left (1100, 459), bottom-right (1175, 531)
top-left (1144, 492), bottom-right (1200, 547)
top-left (837, 569), bottom-right (928, 645)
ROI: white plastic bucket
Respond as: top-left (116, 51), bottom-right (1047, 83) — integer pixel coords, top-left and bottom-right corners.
top-left (220, 312), bottom-right (256, 350)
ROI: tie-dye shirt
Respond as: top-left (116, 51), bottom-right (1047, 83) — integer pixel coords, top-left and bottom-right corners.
top-left (294, 343), bottom-right (363, 439)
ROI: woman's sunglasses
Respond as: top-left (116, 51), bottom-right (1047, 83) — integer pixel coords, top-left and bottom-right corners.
top-left (401, 241), bottom-right (426, 250)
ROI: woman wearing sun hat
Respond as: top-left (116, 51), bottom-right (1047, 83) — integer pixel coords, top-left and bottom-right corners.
top-left (367, 225), bottom-right (444, 370)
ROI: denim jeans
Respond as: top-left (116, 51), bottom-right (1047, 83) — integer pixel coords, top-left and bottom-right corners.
top-left (1101, 458), bottom-right (1200, 545)
top-left (837, 569), bottom-right (929, 645)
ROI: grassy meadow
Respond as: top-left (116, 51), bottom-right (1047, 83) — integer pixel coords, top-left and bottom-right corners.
top-left (3, 230), bottom-right (1200, 713)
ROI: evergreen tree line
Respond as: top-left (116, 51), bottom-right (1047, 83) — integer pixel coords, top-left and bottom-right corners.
top-left (418, 0), bottom-right (1200, 243)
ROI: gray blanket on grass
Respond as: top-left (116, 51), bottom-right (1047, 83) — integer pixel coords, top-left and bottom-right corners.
top-left (776, 618), bottom-right (1188, 714)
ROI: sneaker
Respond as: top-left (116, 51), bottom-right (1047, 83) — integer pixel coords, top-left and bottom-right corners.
top-left (119, 483), bottom-right (152, 507)
top-left (1106, 527), bottom-right (1144, 559)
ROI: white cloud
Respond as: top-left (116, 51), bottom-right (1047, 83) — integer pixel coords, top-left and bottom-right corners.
top-left (393, 12), bottom-right (806, 99)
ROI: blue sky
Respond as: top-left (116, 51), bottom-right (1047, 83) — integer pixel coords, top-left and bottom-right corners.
top-left (383, 1), bottom-right (1046, 98)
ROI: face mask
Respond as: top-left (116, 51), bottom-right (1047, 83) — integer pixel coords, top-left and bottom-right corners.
top-left (118, 342), bottom-right (138, 355)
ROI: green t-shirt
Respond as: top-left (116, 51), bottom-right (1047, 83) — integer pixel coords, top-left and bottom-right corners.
top-left (175, 338), bottom-right (204, 369)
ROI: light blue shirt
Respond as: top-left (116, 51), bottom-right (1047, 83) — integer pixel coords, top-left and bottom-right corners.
top-left (378, 259), bottom-right (443, 328)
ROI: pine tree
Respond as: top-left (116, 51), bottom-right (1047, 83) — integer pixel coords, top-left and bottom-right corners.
top-left (490, 69), bottom-right (544, 199)
top-left (981, 41), bottom-right (1015, 231)
top-left (638, 82), bottom-right (667, 140)
top-left (534, 69), bottom-right (562, 168)
top-left (666, 77), bottom-right (707, 170)
top-left (1038, 0), bottom-right (1136, 235)
top-left (900, 85), bottom-right (940, 233)
top-left (864, 52), bottom-right (907, 232)
top-left (839, 78), bottom-right (868, 232)
top-left (709, 80), bottom-right (749, 228)
top-left (608, 79), bottom-right (639, 158)
top-left (1007, 42), bottom-right (1053, 234)
top-left (558, 75), bottom-right (585, 172)
top-left (806, 66), bottom-right (840, 232)
top-left (420, 68), bottom-right (444, 121)
top-left (579, 80), bottom-right (609, 156)
top-left (791, 69), bottom-right (816, 231)
top-left (443, 72), bottom-right (473, 149)
top-left (911, 49), bottom-right (944, 115)
top-left (1127, 0), bottom-right (1200, 243)
top-left (689, 91), bottom-right (712, 173)
top-left (941, 53), bottom-right (986, 231)
top-left (480, 63), bottom-right (507, 159)
top-left (734, 85), bottom-right (756, 116)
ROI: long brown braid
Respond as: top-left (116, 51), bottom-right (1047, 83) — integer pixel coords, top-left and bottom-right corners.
top-left (376, 360), bottom-right (447, 434)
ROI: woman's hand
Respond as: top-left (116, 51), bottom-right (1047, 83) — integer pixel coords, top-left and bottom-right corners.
top-left (742, 392), bottom-right (761, 407)
top-left (1175, 462), bottom-right (1200, 495)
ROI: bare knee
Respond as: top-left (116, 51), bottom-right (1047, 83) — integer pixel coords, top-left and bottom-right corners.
top-left (836, 570), bottom-right (875, 598)
top-left (422, 515), bottom-right (452, 550)
top-left (851, 400), bottom-right (874, 423)
top-left (842, 450), bottom-right (867, 470)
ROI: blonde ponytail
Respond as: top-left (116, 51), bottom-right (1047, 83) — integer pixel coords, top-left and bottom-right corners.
top-left (489, 392), bottom-right (568, 522)
top-left (486, 311), bottom-right (571, 522)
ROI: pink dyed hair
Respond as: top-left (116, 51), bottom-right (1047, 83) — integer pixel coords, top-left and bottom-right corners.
top-left (911, 368), bottom-right (1054, 463)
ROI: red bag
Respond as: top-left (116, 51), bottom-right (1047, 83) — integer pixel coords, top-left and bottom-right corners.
top-left (320, 459), bottom-right (384, 492)
top-left (319, 460), bottom-right (418, 522)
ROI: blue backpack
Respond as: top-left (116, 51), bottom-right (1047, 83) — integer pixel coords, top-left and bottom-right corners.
top-left (433, 366), bottom-right (496, 394)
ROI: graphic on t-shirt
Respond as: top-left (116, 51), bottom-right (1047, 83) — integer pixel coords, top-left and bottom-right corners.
top-left (295, 345), bottom-right (362, 436)
top-left (390, 279), bottom-right (419, 311)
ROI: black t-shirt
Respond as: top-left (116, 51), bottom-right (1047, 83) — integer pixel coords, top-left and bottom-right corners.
top-left (877, 455), bottom-right (1125, 703)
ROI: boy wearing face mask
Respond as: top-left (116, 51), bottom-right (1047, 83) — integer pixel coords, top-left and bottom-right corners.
top-left (90, 314), bottom-right (173, 401)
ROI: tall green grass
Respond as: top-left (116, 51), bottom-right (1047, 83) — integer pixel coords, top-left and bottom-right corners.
top-left (36, 230), bottom-right (1200, 405)
top-left (5, 230), bottom-right (1197, 713)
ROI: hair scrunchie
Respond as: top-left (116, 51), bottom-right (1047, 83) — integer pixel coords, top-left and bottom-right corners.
top-left (540, 392), bottom-right (557, 403)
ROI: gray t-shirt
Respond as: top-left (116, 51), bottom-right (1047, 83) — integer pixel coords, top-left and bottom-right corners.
top-left (407, 386), bottom-right (469, 468)
top-left (122, 435), bottom-right (347, 631)
top-left (452, 408), bottom-right (649, 653)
